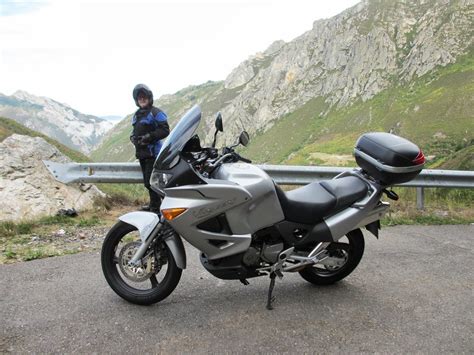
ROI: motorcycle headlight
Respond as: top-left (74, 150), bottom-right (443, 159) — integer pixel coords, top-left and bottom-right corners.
top-left (150, 171), bottom-right (173, 192)
top-left (158, 173), bottom-right (173, 188)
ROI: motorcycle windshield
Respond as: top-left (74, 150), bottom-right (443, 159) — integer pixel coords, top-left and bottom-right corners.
top-left (154, 105), bottom-right (201, 170)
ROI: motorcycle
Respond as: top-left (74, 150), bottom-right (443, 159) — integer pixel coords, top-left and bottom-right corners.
top-left (101, 105), bottom-right (425, 310)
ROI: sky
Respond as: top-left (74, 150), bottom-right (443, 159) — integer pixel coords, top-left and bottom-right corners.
top-left (0, 0), bottom-right (360, 117)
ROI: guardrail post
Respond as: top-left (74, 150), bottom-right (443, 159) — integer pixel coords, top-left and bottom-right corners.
top-left (416, 187), bottom-right (425, 210)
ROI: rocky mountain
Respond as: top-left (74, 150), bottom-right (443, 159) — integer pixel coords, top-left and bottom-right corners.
top-left (92, 0), bottom-right (473, 166)
top-left (100, 115), bottom-right (123, 122)
top-left (1, 116), bottom-right (90, 163)
top-left (0, 90), bottom-right (114, 154)
top-left (0, 134), bottom-right (103, 222)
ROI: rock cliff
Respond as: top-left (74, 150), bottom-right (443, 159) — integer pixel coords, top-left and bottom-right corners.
top-left (207, 0), bottom-right (473, 144)
top-left (92, 0), bottom-right (473, 163)
top-left (0, 134), bottom-right (104, 222)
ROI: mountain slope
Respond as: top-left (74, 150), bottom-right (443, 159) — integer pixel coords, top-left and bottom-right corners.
top-left (243, 52), bottom-right (474, 165)
top-left (0, 91), bottom-right (114, 154)
top-left (92, 0), bottom-right (473, 165)
top-left (0, 116), bottom-right (90, 162)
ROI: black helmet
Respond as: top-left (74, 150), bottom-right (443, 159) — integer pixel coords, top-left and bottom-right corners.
top-left (132, 84), bottom-right (154, 107)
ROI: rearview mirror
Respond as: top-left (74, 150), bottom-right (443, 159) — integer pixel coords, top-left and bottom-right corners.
top-left (239, 131), bottom-right (250, 147)
top-left (215, 112), bottom-right (223, 132)
top-left (212, 112), bottom-right (223, 148)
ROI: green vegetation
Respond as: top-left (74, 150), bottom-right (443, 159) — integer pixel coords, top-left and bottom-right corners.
top-left (0, 215), bottom-right (103, 238)
top-left (433, 145), bottom-right (474, 170)
top-left (90, 117), bottom-right (135, 162)
top-left (96, 183), bottom-right (149, 207)
top-left (0, 209), bottom-right (120, 263)
top-left (2, 243), bottom-right (78, 262)
top-left (241, 97), bottom-right (329, 163)
top-left (166, 81), bottom-right (224, 118)
top-left (0, 116), bottom-right (90, 162)
top-left (0, 221), bottom-right (34, 237)
top-left (242, 52), bottom-right (473, 166)
top-left (382, 213), bottom-right (472, 226)
top-left (380, 185), bottom-right (473, 225)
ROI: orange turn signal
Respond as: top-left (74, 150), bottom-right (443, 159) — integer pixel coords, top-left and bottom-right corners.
top-left (161, 208), bottom-right (187, 221)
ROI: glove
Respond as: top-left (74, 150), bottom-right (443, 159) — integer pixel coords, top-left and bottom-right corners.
top-left (130, 134), bottom-right (138, 145)
top-left (137, 133), bottom-right (152, 145)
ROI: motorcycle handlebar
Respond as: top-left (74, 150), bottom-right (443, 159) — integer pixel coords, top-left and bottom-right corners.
top-left (196, 148), bottom-right (252, 175)
top-left (235, 153), bottom-right (252, 163)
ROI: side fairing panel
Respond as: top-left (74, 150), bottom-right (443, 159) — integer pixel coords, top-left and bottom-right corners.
top-left (161, 163), bottom-right (284, 260)
top-left (214, 163), bottom-right (285, 233)
top-left (161, 182), bottom-right (252, 260)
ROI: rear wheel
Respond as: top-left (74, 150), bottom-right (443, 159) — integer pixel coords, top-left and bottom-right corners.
top-left (299, 229), bottom-right (364, 285)
top-left (101, 221), bottom-right (182, 305)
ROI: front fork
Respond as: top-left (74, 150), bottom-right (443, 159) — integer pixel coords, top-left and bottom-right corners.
top-left (128, 223), bottom-right (163, 266)
top-left (117, 211), bottom-right (186, 269)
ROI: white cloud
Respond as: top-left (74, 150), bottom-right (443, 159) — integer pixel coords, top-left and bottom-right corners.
top-left (0, 0), bottom-right (360, 116)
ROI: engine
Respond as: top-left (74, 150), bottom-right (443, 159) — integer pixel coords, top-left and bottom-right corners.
top-left (242, 242), bottom-right (284, 267)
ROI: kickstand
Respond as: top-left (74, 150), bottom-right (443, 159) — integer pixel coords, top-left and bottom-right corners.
top-left (266, 272), bottom-right (277, 310)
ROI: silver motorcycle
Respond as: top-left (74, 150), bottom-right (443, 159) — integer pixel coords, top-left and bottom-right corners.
top-left (101, 105), bottom-right (425, 309)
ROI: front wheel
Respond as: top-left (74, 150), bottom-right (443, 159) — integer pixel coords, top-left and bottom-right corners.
top-left (101, 221), bottom-right (182, 305)
top-left (299, 229), bottom-right (365, 285)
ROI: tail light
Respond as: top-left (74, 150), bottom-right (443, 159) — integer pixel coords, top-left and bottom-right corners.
top-left (413, 150), bottom-right (425, 165)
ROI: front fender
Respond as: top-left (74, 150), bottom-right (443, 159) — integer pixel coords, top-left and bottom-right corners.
top-left (163, 232), bottom-right (186, 270)
top-left (118, 211), bottom-right (186, 269)
top-left (118, 211), bottom-right (159, 242)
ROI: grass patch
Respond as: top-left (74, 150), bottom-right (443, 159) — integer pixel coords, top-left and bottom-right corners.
top-left (380, 186), bottom-right (473, 225)
top-left (392, 186), bottom-right (474, 209)
top-left (435, 144), bottom-right (474, 170)
top-left (0, 245), bottom-right (67, 263)
top-left (4, 247), bottom-right (17, 259)
top-left (76, 216), bottom-right (101, 227)
top-left (382, 213), bottom-right (471, 226)
top-left (96, 183), bottom-right (148, 207)
top-left (241, 97), bottom-right (328, 163)
top-left (0, 221), bottom-right (34, 237)
top-left (38, 215), bottom-right (78, 226)
top-left (23, 247), bottom-right (55, 261)
top-left (8, 235), bottom-right (32, 245)
top-left (0, 213), bottom-right (109, 239)
top-left (0, 209), bottom-right (115, 263)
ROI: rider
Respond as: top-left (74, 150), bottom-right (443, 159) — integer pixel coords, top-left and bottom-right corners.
top-left (130, 84), bottom-right (170, 214)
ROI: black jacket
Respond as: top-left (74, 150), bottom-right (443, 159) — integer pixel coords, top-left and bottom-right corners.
top-left (131, 106), bottom-right (170, 159)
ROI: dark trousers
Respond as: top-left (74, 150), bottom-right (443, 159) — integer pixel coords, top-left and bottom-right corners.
top-left (139, 158), bottom-right (161, 211)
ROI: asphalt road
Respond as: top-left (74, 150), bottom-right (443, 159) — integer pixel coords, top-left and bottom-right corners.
top-left (1, 225), bottom-right (473, 353)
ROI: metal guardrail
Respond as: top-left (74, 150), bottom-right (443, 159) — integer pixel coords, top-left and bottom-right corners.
top-left (260, 165), bottom-right (474, 188)
top-left (44, 161), bottom-right (145, 184)
top-left (43, 161), bottom-right (474, 209)
top-left (43, 161), bottom-right (474, 188)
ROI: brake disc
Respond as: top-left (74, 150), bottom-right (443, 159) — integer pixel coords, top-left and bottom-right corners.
top-left (118, 241), bottom-right (154, 282)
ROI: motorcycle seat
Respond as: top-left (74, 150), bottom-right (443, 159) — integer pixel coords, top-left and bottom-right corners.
top-left (274, 176), bottom-right (368, 224)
